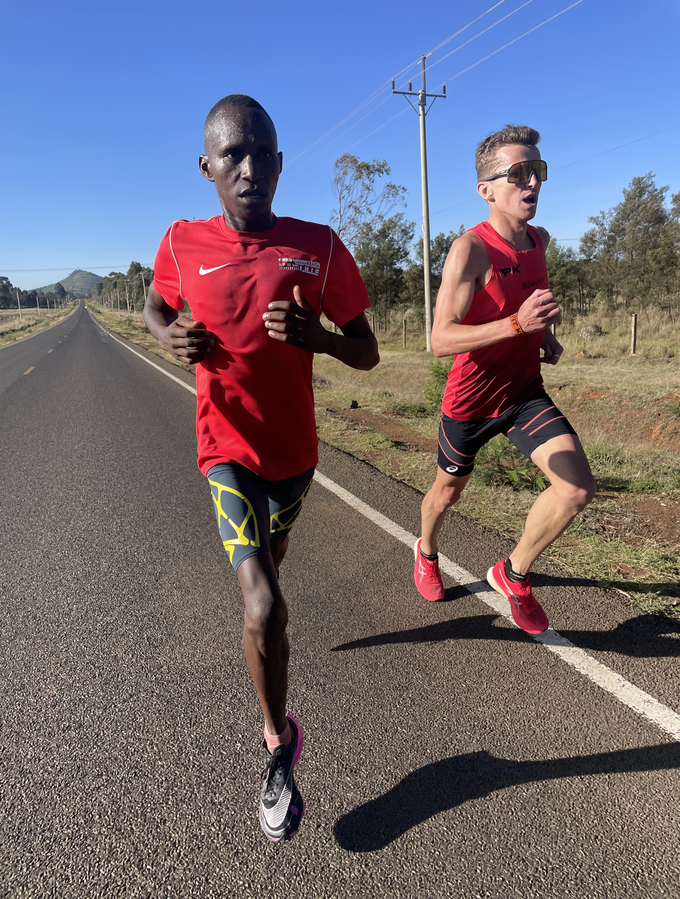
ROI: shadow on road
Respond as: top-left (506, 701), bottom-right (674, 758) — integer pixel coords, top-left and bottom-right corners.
top-left (331, 612), bottom-right (680, 658)
top-left (331, 614), bottom-right (525, 652)
top-left (535, 572), bottom-right (680, 602)
top-left (334, 743), bottom-right (680, 852)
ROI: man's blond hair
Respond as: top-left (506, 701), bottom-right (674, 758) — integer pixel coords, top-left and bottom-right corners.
top-left (475, 125), bottom-right (541, 181)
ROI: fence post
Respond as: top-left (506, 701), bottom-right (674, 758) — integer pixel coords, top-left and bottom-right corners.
top-left (631, 313), bottom-right (638, 355)
top-left (403, 317), bottom-right (406, 348)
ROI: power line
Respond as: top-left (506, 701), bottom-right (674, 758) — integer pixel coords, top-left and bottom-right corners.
top-left (426, 0), bottom-right (509, 56)
top-left (285, 3), bottom-right (545, 185)
top-left (443, 0), bottom-right (588, 85)
top-left (284, 93), bottom-right (395, 174)
top-left (286, 1), bottom-right (589, 182)
top-left (425, 0), bottom-right (536, 76)
top-left (284, 1), bottom-right (515, 172)
top-left (282, 108), bottom-right (410, 188)
top-left (556, 124), bottom-right (680, 169)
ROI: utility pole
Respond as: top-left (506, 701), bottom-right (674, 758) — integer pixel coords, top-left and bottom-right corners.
top-left (16, 289), bottom-right (22, 321)
top-left (393, 56), bottom-right (445, 352)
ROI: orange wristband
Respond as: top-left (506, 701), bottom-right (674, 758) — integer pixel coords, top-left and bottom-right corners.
top-left (509, 313), bottom-right (524, 336)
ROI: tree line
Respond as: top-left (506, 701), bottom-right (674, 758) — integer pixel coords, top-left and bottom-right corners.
top-left (331, 155), bottom-right (680, 329)
top-left (0, 277), bottom-right (70, 311)
top-left (91, 262), bottom-right (154, 313)
top-left (547, 173), bottom-right (680, 318)
top-left (5, 161), bottom-right (677, 328)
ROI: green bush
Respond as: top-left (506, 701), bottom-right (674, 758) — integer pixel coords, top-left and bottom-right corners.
top-left (424, 356), bottom-right (452, 407)
top-left (473, 436), bottom-right (548, 493)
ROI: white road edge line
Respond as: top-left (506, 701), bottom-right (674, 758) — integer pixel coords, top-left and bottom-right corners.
top-left (313, 471), bottom-right (680, 743)
top-left (97, 323), bottom-right (198, 395)
top-left (104, 322), bottom-right (680, 744)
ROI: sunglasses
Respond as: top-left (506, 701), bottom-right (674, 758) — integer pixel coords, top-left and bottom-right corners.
top-left (482, 159), bottom-right (548, 183)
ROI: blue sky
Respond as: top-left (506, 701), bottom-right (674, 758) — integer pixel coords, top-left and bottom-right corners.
top-left (2, 0), bottom-right (679, 291)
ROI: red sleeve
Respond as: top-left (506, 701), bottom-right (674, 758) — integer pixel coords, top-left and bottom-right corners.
top-left (320, 230), bottom-right (371, 327)
top-left (151, 223), bottom-right (185, 311)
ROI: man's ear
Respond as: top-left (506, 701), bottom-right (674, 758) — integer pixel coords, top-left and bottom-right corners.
top-left (278, 151), bottom-right (283, 174)
top-left (198, 154), bottom-right (214, 182)
top-left (478, 181), bottom-right (493, 203)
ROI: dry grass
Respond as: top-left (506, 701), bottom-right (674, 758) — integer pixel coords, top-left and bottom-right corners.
top-left (0, 306), bottom-right (76, 345)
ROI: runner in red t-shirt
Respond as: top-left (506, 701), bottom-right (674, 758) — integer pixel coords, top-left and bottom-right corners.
top-left (143, 95), bottom-right (379, 841)
top-left (413, 125), bottom-right (595, 634)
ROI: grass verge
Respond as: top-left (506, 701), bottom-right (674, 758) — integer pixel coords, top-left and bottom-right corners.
top-left (0, 305), bottom-right (77, 346)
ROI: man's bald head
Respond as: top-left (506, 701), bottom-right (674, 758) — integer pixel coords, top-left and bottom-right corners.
top-left (204, 95), bottom-right (277, 150)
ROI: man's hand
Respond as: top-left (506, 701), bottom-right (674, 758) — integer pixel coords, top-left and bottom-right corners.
top-left (517, 288), bottom-right (561, 333)
top-left (262, 286), bottom-right (331, 354)
top-left (158, 316), bottom-right (215, 364)
top-left (541, 329), bottom-right (563, 365)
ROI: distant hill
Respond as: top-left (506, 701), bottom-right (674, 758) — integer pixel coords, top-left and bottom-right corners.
top-left (36, 270), bottom-right (104, 298)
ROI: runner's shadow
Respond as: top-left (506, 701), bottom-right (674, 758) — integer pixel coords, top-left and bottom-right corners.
top-left (560, 614), bottom-right (680, 658)
top-left (331, 611), bottom-right (680, 659)
top-left (530, 573), bottom-right (679, 601)
top-left (334, 743), bottom-right (680, 852)
top-left (330, 614), bottom-right (526, 652)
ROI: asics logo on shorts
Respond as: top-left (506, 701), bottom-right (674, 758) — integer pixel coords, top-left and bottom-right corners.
top-left (446, 465), bottom-right (459, 473)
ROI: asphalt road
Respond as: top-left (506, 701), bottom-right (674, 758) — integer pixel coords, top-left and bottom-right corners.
top-left (1, 303), bottom-right (678, 899)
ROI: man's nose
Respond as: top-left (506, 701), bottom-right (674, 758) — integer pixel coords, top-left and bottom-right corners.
top-left (527, 168), bottom-right (540, 188)
top-left (240, 155), bottom-right (260, 181)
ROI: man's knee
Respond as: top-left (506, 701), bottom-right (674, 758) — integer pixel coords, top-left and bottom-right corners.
top-left (238, 557), bottom-right (288, 643)
top-left (243, 591), bottom-right (288, 645)
top-left (428, 480), bottom-right (465, 514)
top-left (556, 474), bottom-right (596, 513)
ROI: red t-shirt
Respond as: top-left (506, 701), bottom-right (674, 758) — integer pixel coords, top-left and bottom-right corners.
top-left (442, 221), bottom-right (548, 420)
top-left (152, 215), bottom-right (370, 479)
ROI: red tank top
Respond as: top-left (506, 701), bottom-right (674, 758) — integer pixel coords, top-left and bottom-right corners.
top-left (441, 221), bottom-right (548, 420)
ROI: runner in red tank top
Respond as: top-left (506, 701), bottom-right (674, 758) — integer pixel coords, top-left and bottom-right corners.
top-left (414, 125), bottom-right (595, 634)
top-left (143, 96), bottom-right (379, 842)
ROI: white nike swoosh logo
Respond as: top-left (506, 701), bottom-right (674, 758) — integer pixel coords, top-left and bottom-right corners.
top-left (199, 263), bottom-right (233, 275)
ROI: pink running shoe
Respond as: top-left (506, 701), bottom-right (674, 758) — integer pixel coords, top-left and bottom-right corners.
top-left (414, 539), bottom-right (445, 601)
top-left (487, 559), bottom-right (549, 634)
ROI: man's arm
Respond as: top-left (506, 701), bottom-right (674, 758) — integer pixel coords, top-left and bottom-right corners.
top-left (263, 286), bottom-right (379, 371)
top-left (143, 284), bottom-right (214, 365)
top-left (430, 232), bottom-right (560, 358)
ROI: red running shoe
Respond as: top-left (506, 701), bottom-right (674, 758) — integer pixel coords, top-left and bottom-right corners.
top-left (414, 539), bottom-right (445, 601)
top-left (486, 559), bottom-right (549, 634)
